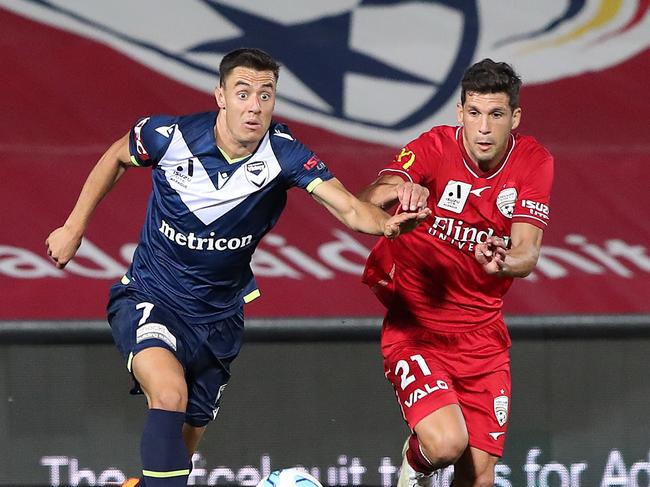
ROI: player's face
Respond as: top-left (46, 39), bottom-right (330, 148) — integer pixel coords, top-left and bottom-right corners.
top-left (457, 92), bottom-right (521, 170)
top-left (215, 67), bottom-right (276, 155)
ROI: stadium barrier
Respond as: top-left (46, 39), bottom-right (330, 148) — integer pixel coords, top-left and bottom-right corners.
top-left (2, 314), bottom-right (650, 344)
top-left (2, 315), bottom-right (649, 487)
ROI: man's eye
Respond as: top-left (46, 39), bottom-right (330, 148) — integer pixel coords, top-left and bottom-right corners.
top-left (238, 92), bottom-right (248, 100)
top-left (261, 93), bottom-right (270, 101)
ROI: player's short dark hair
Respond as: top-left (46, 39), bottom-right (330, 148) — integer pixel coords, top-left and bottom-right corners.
top-left (219, 48), bottom-right (281, 86)
top-left (461, 58), bottom-right (522, 111)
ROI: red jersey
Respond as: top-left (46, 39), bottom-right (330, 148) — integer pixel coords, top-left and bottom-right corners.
top-left (363, 126), bottom-right (554, 334)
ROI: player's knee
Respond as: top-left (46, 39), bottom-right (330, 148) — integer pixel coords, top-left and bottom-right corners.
top-left (147, 388), bottom-right (187, 412)
top-left (419, 430), bottom-right (468, 466)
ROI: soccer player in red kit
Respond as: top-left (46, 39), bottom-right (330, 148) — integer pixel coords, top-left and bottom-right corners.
top-left (359, 59), bottom-right (554, 487)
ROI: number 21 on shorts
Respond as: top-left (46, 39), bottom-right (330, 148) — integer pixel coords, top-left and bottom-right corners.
top-left (395, 354), bottom-right (432, 390)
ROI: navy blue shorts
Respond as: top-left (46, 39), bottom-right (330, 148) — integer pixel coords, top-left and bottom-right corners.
top-left (107, 283), bottom-right (244, 427)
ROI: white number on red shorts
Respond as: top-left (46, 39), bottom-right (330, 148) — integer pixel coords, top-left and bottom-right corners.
top-left (395, 354), bottom-right (432, 390)
top-left (136, 302), bottom-right (155, 326)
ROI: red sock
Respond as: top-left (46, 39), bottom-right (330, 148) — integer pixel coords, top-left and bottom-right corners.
top-left (406, 434), bottom-right (435, 475)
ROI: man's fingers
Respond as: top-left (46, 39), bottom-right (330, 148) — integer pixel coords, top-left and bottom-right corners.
top-left (488, 236), bottom-right (507, 248)
top-left (418, 208), bottom-right (431, 219)
top-left (397, 183), bottom-right (430, 211)
top-left (406, 189), bottom-right (429, 211)
top-left (399, 185), bottom-right (413, 211)
top-left (384, 207), bottom-right (431, 238)
top-left (399, 208), bottom-right (431, 222)
top-left (475, 243), bottom-right (492, 264)
top-left (413, 188), bottom-right (429, 210)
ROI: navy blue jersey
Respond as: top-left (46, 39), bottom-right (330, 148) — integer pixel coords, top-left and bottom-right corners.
top-left (122, 111), bottom-right (334, 324)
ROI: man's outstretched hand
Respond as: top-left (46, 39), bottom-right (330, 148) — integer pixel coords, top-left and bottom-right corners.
top-left (475, 236), bottom-right (508, 275)
top-left (384, 208), bottom-right (432, 239)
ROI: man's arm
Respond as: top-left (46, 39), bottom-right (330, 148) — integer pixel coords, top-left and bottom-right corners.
top-left (45, 133), bottom-right (133, 269)
top-left (357, 174), bottom-right (429, 211)
top-left (475, 222), bottom-right (543, 277)
top-left (310, 178), bottom-right (430, 239)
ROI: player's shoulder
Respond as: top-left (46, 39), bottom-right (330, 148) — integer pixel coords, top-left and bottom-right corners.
top-left (130, 113), bottom-right (180, 164)
top-left (175, 111), bottom-right (217, 129)
top-left (131, 112), bottom-right (217, 165)
top-left (268, 121), bottom-right (301, 146)
top-left (409, 125), bottom-right (458, 153)
top-left (136, 111), bottom-right (215, 135)
top-left (132, 113), bottom-right (179, 149)
top-left (135, 113), bottom-right (177, 130)
top-left (513, 132), bottom-right (553, 164)
top-left (421, 124), bottom-right (458, 140)
top-left (267, 120), bottom-right (311, 159)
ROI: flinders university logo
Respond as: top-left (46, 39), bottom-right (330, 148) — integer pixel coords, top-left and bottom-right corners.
top-left (7, 0), bottom-right (649, 144)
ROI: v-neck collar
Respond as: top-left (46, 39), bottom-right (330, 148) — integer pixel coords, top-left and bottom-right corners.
top-left (456, 126), bottom-right (515, 180)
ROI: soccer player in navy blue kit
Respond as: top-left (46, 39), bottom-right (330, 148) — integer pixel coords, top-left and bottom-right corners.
top-left (45, 48), bottom-right (430, 486)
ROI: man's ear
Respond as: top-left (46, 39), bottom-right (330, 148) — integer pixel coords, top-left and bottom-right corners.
top-left (511, 107), bottom-right (522, 130)
top-left (215, 87), bottom-right (225, 110)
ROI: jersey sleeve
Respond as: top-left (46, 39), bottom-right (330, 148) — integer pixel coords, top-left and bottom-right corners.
top-left (274, 124), bottom-right (334, 192)
top-left (512, 149), bottom-right (554, 229)
top-left (128, 115), bottom-right (176, 167)
top-left (377, 131), bottom-right (439, 185)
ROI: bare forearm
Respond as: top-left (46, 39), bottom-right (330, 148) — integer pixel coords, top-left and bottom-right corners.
top-left (357, 181), bottom-right (399, 209)
top-left (475, 224), bottom-right (543, 277)
top-left (358, 175), bottom-right (429, 214)
top-left (312, 177), bottom-right (430, 238)
top-left (46, 134), bottom-right (131, 269)
top-left (320, 196), bottom-right (390, 235)
top-left (65, 137), bottom-right (130, 236)
top-left (499, 246), bottom-right (540, 277)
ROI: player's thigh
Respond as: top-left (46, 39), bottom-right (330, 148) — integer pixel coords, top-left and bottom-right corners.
top-left (132, 347), bottom-right (188, 410)
top-left (456, 364), bottom-right (511, 457)
top-left (383, 345), bottom-right (459, 431)
top-left (107, 285), bottom-right (192, 405)
top-left (107, 286), bottom-right (186, 365)
top-left (185, 309), bottom-right (245, 427)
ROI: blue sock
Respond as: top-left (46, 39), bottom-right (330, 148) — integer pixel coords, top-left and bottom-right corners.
top-left (140, 409), bottom-right (189, 486)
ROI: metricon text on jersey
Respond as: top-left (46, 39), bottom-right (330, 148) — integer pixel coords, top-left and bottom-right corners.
top-left (158, 219), bottom-right (253, 251)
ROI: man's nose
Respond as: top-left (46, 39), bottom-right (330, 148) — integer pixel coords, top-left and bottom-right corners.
top-left (248, 96), bottom-right (262, 113)
top-left (479, 115), bottom-right (490, 133)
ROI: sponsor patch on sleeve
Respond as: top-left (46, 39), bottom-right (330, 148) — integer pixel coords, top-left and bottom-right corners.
top-left (303, 155), bottom-right (326, 171)
top-left (395, 147), bottom-right (416, 170)
top-left (518, 199), bottom-right (550, 222)
top-left (133, 117), bottom-right (151, 162)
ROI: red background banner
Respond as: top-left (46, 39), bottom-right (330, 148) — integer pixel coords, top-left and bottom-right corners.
top-left (1, 7), bottom-right (649, 318)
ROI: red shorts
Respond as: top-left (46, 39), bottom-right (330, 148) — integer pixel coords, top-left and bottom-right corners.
top-left (382, 318), bottom-right (512, 456)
